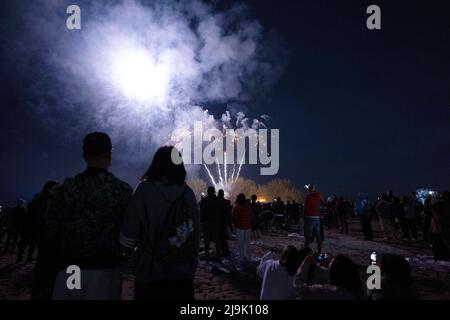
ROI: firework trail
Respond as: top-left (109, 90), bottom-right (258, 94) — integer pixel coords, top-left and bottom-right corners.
top-left (202, 112), bottom-right (269, 196)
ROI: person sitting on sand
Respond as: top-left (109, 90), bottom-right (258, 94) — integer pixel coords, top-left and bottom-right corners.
top-left (294, 251), bottom-right (364, 300)
top-left (370, 254), bottom-right (420, 300)
top-left (257, 246), bottom-right (310, 300)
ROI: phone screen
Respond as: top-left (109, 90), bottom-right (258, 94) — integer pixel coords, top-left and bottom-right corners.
top-left (316, 253), bottom-right (329, 262)
top-left (370, 252), bottom-right (377, 265)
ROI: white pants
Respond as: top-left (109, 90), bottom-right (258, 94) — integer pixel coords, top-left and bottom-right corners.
top-left (52, 267), bottom-right (122, 300)
top-left (236, 228), bottom-right (251, 261)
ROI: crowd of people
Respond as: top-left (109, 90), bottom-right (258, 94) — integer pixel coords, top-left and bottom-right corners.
top-left (0, 131), bottom-right (449, 300)
top-left (257, 245), bottom-right (420, 300)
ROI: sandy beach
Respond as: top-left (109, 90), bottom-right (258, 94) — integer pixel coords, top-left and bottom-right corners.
top-left (1, 217), bottom-right (449, 300)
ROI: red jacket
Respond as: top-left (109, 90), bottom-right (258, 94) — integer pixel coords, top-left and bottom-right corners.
top-left (304, 192), bottom-right (321, 217)
top-left (232, 203), bottom-right (252, 230)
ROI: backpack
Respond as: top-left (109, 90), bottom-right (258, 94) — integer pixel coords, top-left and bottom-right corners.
top-left (150, 184), bottom-right (195, 264)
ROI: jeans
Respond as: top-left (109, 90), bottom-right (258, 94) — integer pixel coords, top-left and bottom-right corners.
top-left (304, 217), bottom-right (321, 243)
top-left (235, 228), bottom-right (251, 261)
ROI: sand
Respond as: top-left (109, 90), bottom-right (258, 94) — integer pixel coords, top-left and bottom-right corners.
top-left (1, 217), bottom-right (449, 300)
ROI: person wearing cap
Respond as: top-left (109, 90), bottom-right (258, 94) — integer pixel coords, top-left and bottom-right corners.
top-left (46, 132), bottom-right (133, 300)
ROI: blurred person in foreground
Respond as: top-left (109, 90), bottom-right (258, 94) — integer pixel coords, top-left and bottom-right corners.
top-left (120, 146), bottom-right (200, 300)
top-left (47, 132), bottom-right (133, 300)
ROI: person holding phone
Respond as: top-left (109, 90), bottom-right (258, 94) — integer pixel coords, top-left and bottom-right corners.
top-left (294, 251), bottom-right (364, 300)
top-left (256, 246), bottom-right (310, 300)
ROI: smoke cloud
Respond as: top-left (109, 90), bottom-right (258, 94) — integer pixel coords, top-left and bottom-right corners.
top-left (4, 0), bottom-right (287, 178)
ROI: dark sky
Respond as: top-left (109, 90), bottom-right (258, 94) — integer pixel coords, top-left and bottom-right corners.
top-left (1, 0), bottom-right (449, 205)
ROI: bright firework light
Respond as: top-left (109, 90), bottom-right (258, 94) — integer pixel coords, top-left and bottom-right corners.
top-left (415, 187), bottom-right (440, 204)
top-left (88, 2), bottom-right (283, 187)
top-left (16, 1), bottom-right (285, 179)
top-left (201, 111), bottom-right (268, 196)
top-left (106, 43), bottom-right (270, 197)
top-left (108, 45), bottom-right (172, 104)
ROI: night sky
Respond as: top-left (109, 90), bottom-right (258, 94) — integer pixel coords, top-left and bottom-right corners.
top-left (1, 0), bottom-right (449, 205)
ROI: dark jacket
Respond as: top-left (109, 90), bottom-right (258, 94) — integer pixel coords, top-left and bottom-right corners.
top-left (46, 168), bottom-right (133, 270)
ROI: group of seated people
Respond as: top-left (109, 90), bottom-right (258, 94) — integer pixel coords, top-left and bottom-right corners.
top-left (257, 246), bottom-right (419, 300)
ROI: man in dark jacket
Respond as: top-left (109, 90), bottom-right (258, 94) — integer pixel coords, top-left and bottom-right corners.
top-left (200, 186), bottom-right (223, 259)
top-left (16, 195), bottom-right (39, 263)
top-left (46, 132), bottom-right (133, 299)
top-left (217, 189), bottom-right (231, 256)
top-left (3, 199), bottom-right (26, 254)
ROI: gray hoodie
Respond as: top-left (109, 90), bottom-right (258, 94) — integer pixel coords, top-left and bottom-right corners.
top-left (120, 180), bottom-right (200, 283)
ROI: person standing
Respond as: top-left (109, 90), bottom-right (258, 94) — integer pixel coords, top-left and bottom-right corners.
top-left (286, 201), bottom-right (293, 226)
top-left (17, 195), bottom-right (40, 263)
top-left (336, 196), bottom-right (349, 234)
top-left (376, 194), bottom-right (396, 240)
top-left (261, 203), bottom-right (274, 231)
top-left (355, 193), bottom-right (373, 241)
top-left (200, 187), bottom-right (223, 259)
top-left (422, 196), bottom-right (433, 242)
top-left (217, 189), bottom-right (231, 256)
top-left (250, 195), bottom-right (262, 245)
top-left (120, 146), bottom-right (200, 300)
top-left (273, 197), bottom-right (286, 221)
top-left (401, 196), bottom-right (418, 241)
top-left (292, 200), bottom-right (300, 226)
top-left (47, 132), bottom-right (133, 300)
top-left (3, 199), bottom-right (26, 254)
top-left (303, 185), bottom-right (322, 253)
top-left (0, 205), bottom-right (5, 243)
top-left (30, 180), bottom-right (60, 300)
top-left (232, 193), bottom-right (252, 262)
top-left (430, 192), bottom-right (450, 261)
top-left (324, 198), bottom-right (334, 229)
